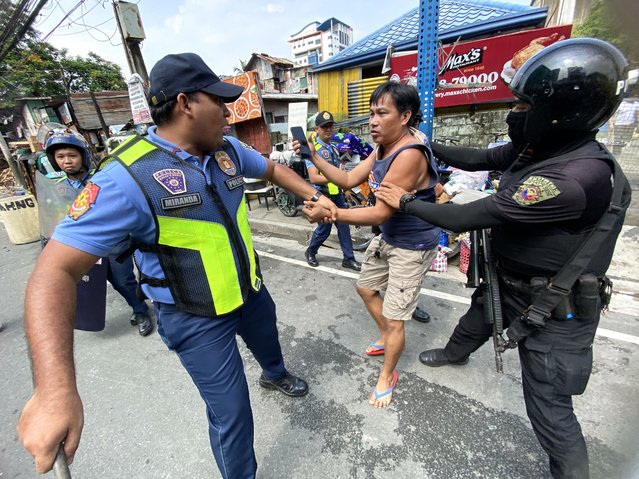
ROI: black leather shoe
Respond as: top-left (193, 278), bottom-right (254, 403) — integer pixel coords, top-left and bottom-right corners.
top-left (259, 373), bottom-right (309, 397)
top-left (412, 307), bottom-right (430, 323)
top-left (131, 312), bottom-right (153, 337)
top-left (419, 348), bottom-right (469, 367)
top-left (342, 258), bottom-right (361, 272)
top-left (305, 249), bottom-right (319, 267)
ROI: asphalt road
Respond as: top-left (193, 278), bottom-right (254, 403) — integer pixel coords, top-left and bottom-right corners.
top-left (1, 227), bottom-right (638, 479)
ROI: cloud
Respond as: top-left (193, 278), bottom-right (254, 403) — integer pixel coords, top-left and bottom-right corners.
top-left (37, 0), bottom-right (432, 78)
top-left (264, 4), bottom-right (285, 14)
top-left (164, 14), bottom-right (184, 34)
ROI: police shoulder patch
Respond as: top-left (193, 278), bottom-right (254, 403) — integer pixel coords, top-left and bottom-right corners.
top-left (215, 151), bottom-right (237, 176)
top-left (512, 176), bottom-right (561, 206)
top-left (237, 140), bottom-right (254, 151)
top-left (68, 181), bottom-right (100, 220)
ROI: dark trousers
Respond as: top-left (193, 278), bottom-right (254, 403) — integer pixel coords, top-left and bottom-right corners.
top-left (307, 192), bottom-right (355, 260)
top-left (444, 283), bottom-right (599, 479)
top-left (155, 286), bottom-right (287, 479)
top-left (106, 255), bottom-right (148, 315)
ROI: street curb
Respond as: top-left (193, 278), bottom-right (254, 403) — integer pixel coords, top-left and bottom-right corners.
top-left (250, 217), bottom-right (312, 246)
top-left (249, 217), bottom-right (352, 251)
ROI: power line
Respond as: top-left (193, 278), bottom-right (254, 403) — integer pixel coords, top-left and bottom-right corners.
top-left (39, 0), bottom-right (85, 43)
top-left (0, 0), bottom-right (49, 64)
top-left (3, 0), bottom-right (145, 76)
top-left (76, 0), bottom-right (119, 45)
top-left (33, 0), bottom-right (61, 27)
top-left (0, 0), bottom-right (33, 46)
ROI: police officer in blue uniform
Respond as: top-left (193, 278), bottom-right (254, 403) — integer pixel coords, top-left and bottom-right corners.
top-left (43, 130), bottom-right (153, 336)
top-left (18, 52), bottom-right (338, 478)
top-left (304, 111), bottom-right (361, 271)
top-left (376, 39), bottom-right (631, 478)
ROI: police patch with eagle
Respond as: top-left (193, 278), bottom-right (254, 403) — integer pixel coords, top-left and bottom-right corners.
top-left (67, 182), bottom-right (100, 220)
top-left (512, 176), bottom-right (561, 205)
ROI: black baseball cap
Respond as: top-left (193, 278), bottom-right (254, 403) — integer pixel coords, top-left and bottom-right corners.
top-left (315, 111), bottom-right (335, 127)
top-left (148, 53), bottom-right (243, 107)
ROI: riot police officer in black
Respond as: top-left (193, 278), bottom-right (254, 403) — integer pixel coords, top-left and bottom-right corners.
top-left (376, 38), bottom-right (632, 478)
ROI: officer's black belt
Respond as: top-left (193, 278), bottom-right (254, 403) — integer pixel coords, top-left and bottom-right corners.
top-left (139, 276), bottom-right (169, 288)
top-left (500, 273), bottom-right (534, 294)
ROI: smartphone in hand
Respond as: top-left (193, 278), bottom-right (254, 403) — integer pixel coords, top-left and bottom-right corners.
top-left (290, 126), bottom-right (312, 159)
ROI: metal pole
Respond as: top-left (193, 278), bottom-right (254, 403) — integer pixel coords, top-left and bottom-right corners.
top-left (52, 446), bottom-right (72, 479)
top-left (112, 1), bottom-right (135, 76)
top-left (127, 41), bottom-right (148, 84)
top-left (416, 0), bottom-right (439, 139)
top-left (112, 1), bottom-right (148, 84)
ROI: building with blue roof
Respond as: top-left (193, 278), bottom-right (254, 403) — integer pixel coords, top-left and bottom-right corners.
top-left (316, 1), bottom-right (546, 73)
top-left (314, 0), bottom-right (548, 126)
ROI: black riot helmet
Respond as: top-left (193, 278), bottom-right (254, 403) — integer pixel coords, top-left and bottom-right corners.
top-left (509, 38), bottom-right (628, 145)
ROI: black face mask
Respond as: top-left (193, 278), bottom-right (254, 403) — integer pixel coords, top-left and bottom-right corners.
top-left (506, 110), bottom-right (528, 153)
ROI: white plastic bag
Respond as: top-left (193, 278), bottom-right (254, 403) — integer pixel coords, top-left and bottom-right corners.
top-left (443, 168), bottom-right (489, 196)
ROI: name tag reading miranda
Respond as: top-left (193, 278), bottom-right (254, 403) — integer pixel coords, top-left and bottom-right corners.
top-left (161, 193), bottom-right (202, 210)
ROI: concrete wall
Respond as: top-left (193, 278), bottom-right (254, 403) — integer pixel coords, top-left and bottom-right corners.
top-left (432, 108), bottom-right (510, 148)
top-left (531, 0), bottom-right (595, 26)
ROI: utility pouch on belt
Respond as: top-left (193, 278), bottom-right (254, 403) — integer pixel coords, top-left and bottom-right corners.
top-left (530, 277), bottom-right (548, 303)
top-left (573, 273), bottom-right (602, 319)
top-left (525, 277), bottom-right (553, 327)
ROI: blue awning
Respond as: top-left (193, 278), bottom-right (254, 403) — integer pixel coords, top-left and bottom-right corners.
top-left (314, 0), bottom-right (547, 72)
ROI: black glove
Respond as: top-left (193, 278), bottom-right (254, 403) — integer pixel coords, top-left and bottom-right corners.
top-left (506, 317), bottom-right (535, 344)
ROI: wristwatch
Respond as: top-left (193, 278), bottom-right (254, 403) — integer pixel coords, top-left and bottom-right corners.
top-left (310, 191), bottom-right (323, 202)
top-left (399, 193), bottom-right (417, 212)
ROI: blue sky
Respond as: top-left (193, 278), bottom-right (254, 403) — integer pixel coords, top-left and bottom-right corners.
top-left (34, 0), bottom-right (533, 78)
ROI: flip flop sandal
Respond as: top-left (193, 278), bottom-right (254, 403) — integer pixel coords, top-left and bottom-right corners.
top-left (365, 342), bottom-right (385, 356)
top-left (373, 370), bottom-right (399, 400)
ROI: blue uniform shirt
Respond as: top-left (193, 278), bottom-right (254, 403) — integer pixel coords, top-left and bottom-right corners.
top-left (305, 136), bottom-right (341, 192)
top-left (60, 171), bottom-right (93, 190)
top-left (52, 126), bottom-right (268, 304)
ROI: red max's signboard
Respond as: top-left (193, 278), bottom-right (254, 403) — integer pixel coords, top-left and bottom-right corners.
top-left (389, 25), bottom-right (573, 108)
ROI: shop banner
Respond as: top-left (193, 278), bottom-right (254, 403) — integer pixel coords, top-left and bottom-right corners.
top-left (223, 70), bottom-right (264, 124)
top-left (389, 25), bottom-right (572, 108)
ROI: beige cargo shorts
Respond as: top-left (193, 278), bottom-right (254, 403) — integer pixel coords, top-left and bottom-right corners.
top-left (356, 235), bottom-right (437, 321)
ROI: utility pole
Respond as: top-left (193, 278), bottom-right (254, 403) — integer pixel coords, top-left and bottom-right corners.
top-left (416, 0), bottom-right (439, 139)
top-left (113, 0), bottom-right (148, 83)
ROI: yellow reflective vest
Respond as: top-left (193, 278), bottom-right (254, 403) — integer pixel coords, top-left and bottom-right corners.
top-left (107, 135), bottom-right (262, 317)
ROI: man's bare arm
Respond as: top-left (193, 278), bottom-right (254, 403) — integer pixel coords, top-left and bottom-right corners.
top-left (306, 165), bottom-right (329, 186)
top-left (304, 146), bottom-right (429, 225)
top-left (18, 241), bottom-right (99, 473)
top-left (292, 139), bottom-right (374, 189)
top-left (262, 161), bottom-right (337, 220)
top-left (25, 241), bottom-right (98, 390)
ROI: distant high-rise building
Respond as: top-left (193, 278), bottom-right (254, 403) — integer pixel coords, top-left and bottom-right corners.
top-left (289, 18), bottom-right (353, 67)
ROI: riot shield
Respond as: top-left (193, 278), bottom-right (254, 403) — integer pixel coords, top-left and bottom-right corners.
top-left (34, 170), bottom-right (107, 331)
top-left (35, 170), bottom-right (79, 241)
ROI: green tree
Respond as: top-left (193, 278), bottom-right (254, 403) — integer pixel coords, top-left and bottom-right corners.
top-left (0, 40), bottom-right (126, 108)
top-left (1, 40), bottom-right (66, 104)
top-left (61, 52), bottom-right (127, 93)
top-left (0, 0), bottom-right (126, 108)
top-left (233, 58), bottom-right (248, 75)
top-left (573, 0), bottom-right (639, 68)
